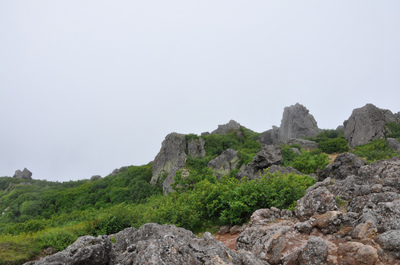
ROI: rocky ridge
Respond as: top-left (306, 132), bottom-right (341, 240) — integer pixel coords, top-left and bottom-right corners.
top-left (26, 155), bottom-right (400, 265)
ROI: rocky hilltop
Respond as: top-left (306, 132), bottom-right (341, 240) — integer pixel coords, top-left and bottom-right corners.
top-left (25, 155), bottom-right (400, 265)
top-left (25, 103), bottom-right (400, 265)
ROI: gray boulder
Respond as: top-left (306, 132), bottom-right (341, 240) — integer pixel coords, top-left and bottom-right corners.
top-left (266, 165), bottom-right (303, 175)
top-left (259, 126), bottom-right (280, 145)
top-left (294, 185), bottom-right (338, 221)
top-left (89, 175), bottom-right (102, 182)
top-left (24, 235), bottom-right (113, 265)
top-left (343, 103), bottom-right (398, 147)
top-left (288, 138), bottom-right (319, 150)
top-left (151, 133), bottom-right (187, 193)
top-left (212, 120), bottom-right (241, 134)
top-left (237, 145), bottom-right (282, 179)
top-left (187, 137), bottom-right (206, 158)
top-left (375, 230), bottom-right (400, 259)
top-left (387, 137), bottom-right (400, 153)
top-left (13, 168), bottom-right (32, 180)
top-left (318, 153), bottom-right (365, 181)
top-left (278, 103), bottom-right (320, 144)
top-left (114, 223), bottom-right (266, 265)
top-left (207, 149), bottom-right (240, 179)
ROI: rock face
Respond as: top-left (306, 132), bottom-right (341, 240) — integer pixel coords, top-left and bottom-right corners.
top-left (278, 103), bottom-right (320, 144)
top-left (259, 103), bottom-right (320, 145)
top-left (27, 223), bottom-right (267, 265)
top-left (207, 149), bottom-right (240, 179)
top-left (151, 133), bottom-right (188, 193)
top-left (288, 138), bottom-right (319, 150)
top-left (187, 137), bottom-right (206, 158)
top-left (237, 145), bottom-right (282, 179)
top-left (13, 168), bottom-right (32, 180)
top-left (387, 138), bottom-right (400, 153)
top-left (343, 104), bottom-right (399, 147)
top-left (318, 153), bottom-right (365, 181)
top-left (212, 120), bottom-right (241, 134)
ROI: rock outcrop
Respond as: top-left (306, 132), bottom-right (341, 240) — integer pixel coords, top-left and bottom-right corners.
top-left (27, 223), bottom-right (267, 265)
top-left (343, 103), bottom-right (399, 147)
top-left (151, 133), bottom-right (188, 193)
top-left (278, 103), bottom-right (320, 143)
top-left (187, 137), bottom-right (206, 158)
top-left (211, 120), bottom-right (241, 134)
top-left (24, 235), bottom-right (113, 265)
top-left (207, 149), bottom-right (241, 179)
top-left (13, 168), bottom-right (32, 180)
top-left (387, 138), bottom-right (400, 153)
top-left (237, 145), bottom-right (282, 179)
top-left (288, 138), bottom-right (319, 150)
top-left (318, 153), bottom-right (365, 181)
top-left (259, 103), bottom-right (320, 145)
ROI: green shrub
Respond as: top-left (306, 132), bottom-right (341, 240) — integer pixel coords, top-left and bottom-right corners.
top-left (289, 151), bottom-right (329, 174)
top-left (386, 121), bottom-right (400, 139)
top-left (36, 229), bottom-right (79, 252)
top-left (318, 138), bottom-right (349, 154)
top-left (350, 139), bottom-right (398, 163)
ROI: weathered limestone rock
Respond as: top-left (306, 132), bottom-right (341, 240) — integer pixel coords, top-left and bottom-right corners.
top-left (24, 235), bottom-right (113, 265)
top-left (212, 120), bottom-right (241, 134)
top-left (266, 165), bottom-right (303, 175)
top-left (375, 230), bottom-right (400, 259)
top-left (13, 168), bottom-right (32, 180)
top-left (187, 137), bottom-right (206, 158)
top-left (113, 223), bottom-right (266, 265)
top-left (337, 242), bottom-right (379, 265)
top-left (237, 145), bottom-right (282, 180)
top-left (295, 185), bottom-right (338, 221)
top-left (278, 103), bottom-right (320, 144)
top-left (207, 149), bottom-right (240, 179)
top-left (311, 211), bottom-right (343, 234)
top-left (343, 104), bottom-right (398, 147)
top-left (259, 126), bottom-right (280, 145)
top-left (288, 138), bottom-right (319, 150)
top-left (387, 138), bottom-right (400, 153)
top-left (318, 153), bottom-right (365, 181)
top-left (151, 133), bottom-right (187, 193)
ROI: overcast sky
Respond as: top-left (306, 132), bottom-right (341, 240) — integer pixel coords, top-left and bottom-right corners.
top-left (1, 1), bottom-right (399, 182)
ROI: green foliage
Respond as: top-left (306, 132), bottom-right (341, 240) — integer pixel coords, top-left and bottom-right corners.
top-left (350, 139), bottom-right (398, 163)
top-left (281, 146), bottom-right (329, 174)
top-left (386, 121), bottom-right (400, 140)
top-left (318, 138), bottom-right (349, 154)
top-left (86, 204), bottom-right (133, 236)
top-left (289, 151), bottom-right (329, 174)
top-left (281, 145), bottom-right (300, 167)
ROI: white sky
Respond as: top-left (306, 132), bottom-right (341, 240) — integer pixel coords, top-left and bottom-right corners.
top-left (1, 1), bottom-right (399, 181)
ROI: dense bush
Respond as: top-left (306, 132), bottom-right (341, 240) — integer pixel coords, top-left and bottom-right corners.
top-left (350, 139), bottom-right (398, 163)
top-left (281, 146), bottom-right (329, 174)
top-left (386, 121), bottom-right (400, 140)
top-left (318, 138), bottom-right (349, 154)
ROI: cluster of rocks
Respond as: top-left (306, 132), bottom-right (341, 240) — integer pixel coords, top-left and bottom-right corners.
top-left (25, 223), bottom-right (267, 265)
top-left (13, 168), bottom-right (32, 180)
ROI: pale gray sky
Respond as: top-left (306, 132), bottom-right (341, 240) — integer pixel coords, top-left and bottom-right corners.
top-left (1, 1), bottom-right (399, 181)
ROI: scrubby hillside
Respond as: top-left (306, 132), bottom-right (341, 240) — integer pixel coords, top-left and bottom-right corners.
top-left (1, 103), bottom-right (400, 264)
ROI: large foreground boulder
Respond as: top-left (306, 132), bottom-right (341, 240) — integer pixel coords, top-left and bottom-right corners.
top-left (24, 235), bottom-right (113, 265)
top-left (343, 103), bottom-right (399, 147)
